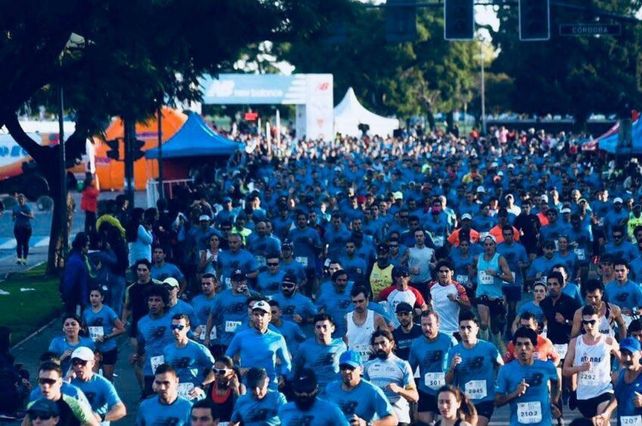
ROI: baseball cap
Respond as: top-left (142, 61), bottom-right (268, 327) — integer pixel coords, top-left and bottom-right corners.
top-left (223, 196), bottom-right (232, 202)
top-left (252, 300), bottom-right (270, 314)
top-left (71, 346), bottom-right (94, 362)
top-left (199, 214), bottom-right (211, 222)
top-left (231, 269), bottom-right (246, 281)
top-left (376, 243), bottom-right (389, 253)
top-left (476, 185), bottom-right (486, 193)
top-left (281, 241), bottom-right (293, 250)
top-left (282, 274), bottom-right (297, 285)
top-left (395, 302), bottom-right (413, 313)
top-left (461, 213), bottom-right (472, 220)
top-left (291, 368), bottom-right (318, 393)
top-left (27, 399), bottom-right (59, 418)
top-left (162, 277), bottom-right (180, 289)
top-left (620, 337), bottom-right (641, 353)
top-left (339, 350), bottom-right (363, 369)
top-left (392, 191), bottom-right (403, 200)
top-left (392, 265), bottom-right (409, 278)
top-left (560, 208), bottom-right (571, 214)
top-left (614, 197), bottom-right (624, 204)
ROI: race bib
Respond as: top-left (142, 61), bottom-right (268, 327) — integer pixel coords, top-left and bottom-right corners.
top-left (579, 371), bottom-right (598, 386)
top-left (433, 235), bottom-right (445, 248)
top-left (88, 326), bottom-right (104, 341)
top-left (456, 274), bottom-right (469, 285)
top-left (225, 321), bottom-right (242, 333)
top-left (177, 382), bottom-right (195, 399)
top-left (517, 401), bottom-right (543, 424)
top-left (295, 256), bottom-right (309, 267)
top-left (574, 248), bottom-right (586, 261)
top-left (464, 380), bottom-right (487, 400)
top-left (150, 355), bottom-right (164, 374)
top-left (255, 256), bottom-right (266, 267)
top-left (553, 344), bottom-right (568, 359)
top-left (351, 344), bottom-right (371, 360)
top-left (479, 271), bottom-right (493, 285)
top-left (620, 416), bottom-right (642, 426)
top-left (198, 326), bottom-right (217, 341)
top-left (424, 372), bottom-right (445, 390)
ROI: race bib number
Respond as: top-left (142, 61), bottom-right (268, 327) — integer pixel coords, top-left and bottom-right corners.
top-left (517, 401), bottom-right (543, 424)
top-left (198, 326), bottom-right (217, 341)
top-left (177, 382), bottom-right (195, 399)
top-left (553, 344), bottom-right (568, 359)
top-left (579, 371), bottom-right (598, 386)
top-left (424, 372), bottom-right (445, 390)
top-left (479, 271), bottom-right (493, 285)
top-left (225, 321), bottom-right (242, 333)
top-left (295, 256), bottom-right (308, 267)
top-left (456, 274), bottom-right (469, 285)
top-left (574, 248), bottom-right (586, 261)
top-left (464, 380), bottom-right (487, 400)
top-left (351, 344), bottom-right (371, 359)
top-left (88, 326), bottom-right (104, 341)
top-left (620, 416), bottom-right (642, 426)
top-left (433, 235), bottom-right (445, 248)
top-left (150, 355), bottom-right (164, 374)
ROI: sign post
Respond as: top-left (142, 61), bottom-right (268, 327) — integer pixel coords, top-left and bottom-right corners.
top-left (559, 23), bottom-right (621, 36)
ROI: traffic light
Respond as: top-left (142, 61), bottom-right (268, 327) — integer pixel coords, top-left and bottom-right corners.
top-left (106, 139), bottom-right (120, 160)
top-left (385, 0), bottom-right (417, 43)
top-left (444, 0), bottom-right (474, 41)
top-left (132, 139), bottom-right (146, 161)
top-left (519, 0), bottom-right (550, 41)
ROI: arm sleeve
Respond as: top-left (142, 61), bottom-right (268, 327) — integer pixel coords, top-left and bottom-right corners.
top-left (138, 225), bottom-right (153, 245)
top-left (495, 365), bottom-right (509, 395)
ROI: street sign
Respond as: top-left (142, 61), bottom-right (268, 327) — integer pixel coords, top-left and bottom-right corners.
top-left (559, 23), bottom-right (621, 36)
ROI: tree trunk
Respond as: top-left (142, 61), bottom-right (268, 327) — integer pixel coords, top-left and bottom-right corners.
top-left (44, 167), bottom-right (69, 275)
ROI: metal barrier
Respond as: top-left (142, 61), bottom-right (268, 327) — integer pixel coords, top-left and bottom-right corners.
top-left (146, 179), bottom-right (194, 207)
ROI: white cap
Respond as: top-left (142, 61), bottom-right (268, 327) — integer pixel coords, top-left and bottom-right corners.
top-left (614, 197), bottom-right (623, 204)
top-left (476, 185), bottom-right (486, 193)
top-left (71, 346), bottom-right (94, 362)
top-left (461, 213), bottom-right (472, 220)
top-left (199, 215), bottom-right (211, 222)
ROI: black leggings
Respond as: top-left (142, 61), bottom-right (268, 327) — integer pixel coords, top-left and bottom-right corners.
top-left (14, 226), bottom-right (31, 258)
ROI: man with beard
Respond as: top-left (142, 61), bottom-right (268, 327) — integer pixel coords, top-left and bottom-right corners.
top-left (132, 285), bottom-right (173, 398)
top-left (369, 244), bottom-right (394, 299)
top-left (325, 351), bottom-right (397, 425)
top-left (189, 400), bottom-right (219, 426)
top-left (294, 314), bottom-right (347, 392)
top-left (277, 369), bottom-right (348, 426)
top-left (363, 330), bottom-right (418, 426)
top-left (392, 303), bottom-right (422, 361)
top-left (136, 364), bottom-right (192, 426)
top-left (593, 337), bottom-right (642, 425)
top-left (409, 311), bottom-right (457, 426)
top-left (270, 274), bottom-right (317, 327)
top-left (190, 274), bottom-right (219, 347)
top-left (69, 347), bottom-right (126, 423)
top-left (163, 314), bottom-right (215, 401)
top-left (225, 301), bottom-right (291, 390)
top-left (496, 327), bottom-right (561, 425)
top-left (571, 279), bottom-right (627, 340)
top-left (230, 368), bottom-right (286, 426)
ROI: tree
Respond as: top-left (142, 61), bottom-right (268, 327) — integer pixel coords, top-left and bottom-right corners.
top-left (490, 0), bottom-right (642, 125)
top-left (0, 0), bottom-right (348, 273)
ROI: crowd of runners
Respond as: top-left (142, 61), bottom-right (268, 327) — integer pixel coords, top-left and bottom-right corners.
top-left (4, 126), bottom-right (642, 426)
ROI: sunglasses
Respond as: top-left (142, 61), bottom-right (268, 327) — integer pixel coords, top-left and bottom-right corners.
top-left (171, 324), bottom-right (187, 331)
top-left (28, 411), bottom-right (53, 421)
top-left (267, 263), bottom-right (279, 267)
top-left (282, 284), bottom-right (296, 289)
top-left (582, 319), bottom-right (597, 325)
top-left (613, 235), bottom-right (623, 239)
top-left (38, 378), bottom-right (58, 386)
top-left (438, 270), bottom-right (450, 273)
top-left (71, 358), bottom-right (88, 366)
top-left (213, 368), bottom-right (229, 375)
top-left (397, 312), bottom-right (412, 316)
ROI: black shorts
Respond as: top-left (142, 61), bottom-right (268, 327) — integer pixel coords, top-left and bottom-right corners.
top-left (577, 392), bottom-right (612, 418)
top-left (502, 284), bottom-right (522, 302)
top-left (476, 296), bottom-right (506, 332)
top-left (417, 390), bottom-right (438, 413)
top-left (101, 348), bottom-right (118, 365)
top-left (474, 401), bottom-right (495, 420)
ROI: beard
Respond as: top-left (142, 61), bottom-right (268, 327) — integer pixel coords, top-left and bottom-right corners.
top-left (376, 350), bottom-right (388, 360)
top-left (293, 391), bottom-right (318, 411)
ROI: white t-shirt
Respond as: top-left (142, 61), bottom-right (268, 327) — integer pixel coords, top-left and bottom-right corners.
top-left (430, 283), bottom-right (460, 336)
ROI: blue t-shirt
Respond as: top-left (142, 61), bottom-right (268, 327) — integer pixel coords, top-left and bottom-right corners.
top-left (447, 340), bottom-right (502, 404)
top-left (151, 262), bottom-right (185, 282)
top-left (287, 226), bottom-right (322, 266)
top-left (137, 312), bottom-right (173, 376)
top-left (272, 319), bottom-right (306, 356)
top-left (270, 292), bottom-right (317, 323)
top-left (168, 300), bottom-right (197, 328)
top-left (294, 338), bottom-right (347, 389)
top-left (217, 249), bottom-right (259, 288)
top-left (605, 281), bottom-right (642, 311)
top-left (277, 399), bottom-right (349, 426)
top-left (209, 289), bottom-right (250, 345)
top-left (12, 203), bottom-right (32, 228)
top-left (408, 332), bottom-right (457, 395)
top-left (189, 294), bottom-right (215, 328)
top-left (82, 305), bottom-right (119, 352)
top-left (256, 270), bottom-right (285, 296)
top-left (225, 328), bottom-right (292, 389)
top-left (48, 336), bottom-right (95, 373)
top-left (324, 378), bottom-right (394, 422)
top-left (517, 301), bottom-right (545, 325)
top-left (163, 340), bottom-right (215, 387)
top-left (496, 359), bottom-right (558, 426)
top-left (614, 369), bottom-right (642, 425)
top-left (497, 242), bottom-right (529, 286)
top-left (316, 286), bottom-right (354, 338)
top-left (230, 390), bottom-right (287, 426)
top-left (71, 374), bottom-right (121, 415)
top-left (136, 395), bottom-right (192, 426)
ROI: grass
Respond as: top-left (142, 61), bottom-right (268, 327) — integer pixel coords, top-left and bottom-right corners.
top-left (0, 264), bottom-right (62, 344)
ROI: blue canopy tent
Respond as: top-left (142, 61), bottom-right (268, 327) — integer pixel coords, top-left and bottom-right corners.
top-left (594, 119), bottom-right (642, 154)
top-left (145, 113), bottom-right (243, 159)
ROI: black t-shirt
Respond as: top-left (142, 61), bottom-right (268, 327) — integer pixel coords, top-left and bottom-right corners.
top-left (393, 324), bottom-right (423, 360)
top-left (540, 294), bottom-right (581, 344)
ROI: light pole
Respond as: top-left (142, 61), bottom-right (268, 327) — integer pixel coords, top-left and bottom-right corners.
top-left (157, 106), bottom-right (164, 200)
top-left (480, 38), bottom-right (487, 135)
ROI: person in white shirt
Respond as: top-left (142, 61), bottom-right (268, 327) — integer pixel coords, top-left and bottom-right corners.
top-left (427, 260), bottom-right (472, 337)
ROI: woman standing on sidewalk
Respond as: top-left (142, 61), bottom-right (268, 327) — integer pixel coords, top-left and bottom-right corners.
top-left (80, 174), bottom-right (99, 246)
top-left (12, 193), bottom-right (33, 265)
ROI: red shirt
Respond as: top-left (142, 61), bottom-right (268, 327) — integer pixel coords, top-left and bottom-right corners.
top-left (378, 285), bottom-right (426, 309)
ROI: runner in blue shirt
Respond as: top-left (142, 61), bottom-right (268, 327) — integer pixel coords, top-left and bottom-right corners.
top-left (255, 255), bottom-right (285, 296)
top-left (495, 327), bottom-right (561, 426)
top-left (594, 337), bottom-right (642, 425)
top-left (605, 259), bottom-right (642, 319)
top-left (269, 300), bottom-right (306, 355)
top-left (277, 369), bottom-right (349, 426)
top-left (270, 274), bottom-right (317, 327)
top-left (151, 245), bottom-right (185, 286)
top-left (230, 368), bottom-right (286, 426)
top-left (246, 220), bottom-right (281, 269)
top-left (294, 313), bottom-right (347, 391)
top-left (136, 364), bottom-right (192, 426)
top-left (48, 314), bottom-right (95, 375)
top-left (225, 300), bottom-right (291, 390)
top-left (190, 274), bottom-right (218, 344)
top-left (163, 314), bottom-right (215, 401)
top-left (446, 310), bottom-right (503, 426)
top-left (324, 351), bottom-right (396, 424)
top-left (205, 270), bottom-right (252, 349)
top-left (217, 234), bottom-right (259, 289)
top-left (603, 227), bottom-right (639, 263)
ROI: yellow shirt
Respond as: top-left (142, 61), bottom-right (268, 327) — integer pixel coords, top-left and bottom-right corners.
top-left (369, 263), bottom-right (394, 299)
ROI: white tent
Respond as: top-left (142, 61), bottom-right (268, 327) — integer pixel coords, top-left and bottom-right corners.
top-left (334, 87), bottom-right (399, 137)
